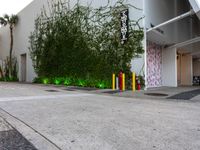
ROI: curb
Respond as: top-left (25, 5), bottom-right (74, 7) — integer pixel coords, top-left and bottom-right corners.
top-left (0, 108), bottom-right (61, 150)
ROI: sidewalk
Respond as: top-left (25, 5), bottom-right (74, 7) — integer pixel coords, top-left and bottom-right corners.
top-left (62, 86), bottom-right (200, 101)
top-left (110, 86), bottom-right (200, 101)
top-left (0, 83), bottom-right (199, 150)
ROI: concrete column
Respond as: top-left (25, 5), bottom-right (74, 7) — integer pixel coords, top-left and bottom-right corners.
top-left (162, 47), bottom-right (178, 87)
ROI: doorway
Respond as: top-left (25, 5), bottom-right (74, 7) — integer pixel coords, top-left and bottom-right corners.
top-left (177, 51), bottom-right (193, 86)
top-left (21, 54), bottom-right (27, 82)
top-left (193, 58), bottom-right (200, 86)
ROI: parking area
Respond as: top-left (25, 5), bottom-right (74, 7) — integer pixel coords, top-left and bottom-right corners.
top-left (0, 82), bottom-right (200, 150)
top-left (102, 86), bottom-right (200, 101)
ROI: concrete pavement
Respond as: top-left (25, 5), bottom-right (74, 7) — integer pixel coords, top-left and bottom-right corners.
top-left (105, 86), bottom-right (200, 101)
top-left (0, 82), bottom-right (200, 150)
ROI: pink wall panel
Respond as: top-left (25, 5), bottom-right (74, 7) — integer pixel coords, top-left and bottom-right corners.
top-left (147, 41), bottom-right (162, 88)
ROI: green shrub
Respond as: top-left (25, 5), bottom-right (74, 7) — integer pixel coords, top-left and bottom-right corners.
top-left (1, 77), bottom-right (18, 82)
top-left (29, 0), bottom-right (144, 88)
top-left (33, 76), bottom-right (111, 89)
top-left (0, 56), bottom-right (19, 82)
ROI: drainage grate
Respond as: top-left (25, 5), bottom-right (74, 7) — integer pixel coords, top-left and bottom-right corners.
top-left (144, 93), bottom-right (168, 97)
top-left (45, 90), bottom-right (59, 92)
top-left (66, 87), bottom-right (98, 91)
top-left (167, 89), bottom-right (200, 100)
top-left (63, 88), bottom-right (76, 91)
top-left (103, 90), bottom-right (122, 94)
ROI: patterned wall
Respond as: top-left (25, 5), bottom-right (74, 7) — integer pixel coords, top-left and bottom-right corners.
top-left (147, 41), bottom-right (162, 88)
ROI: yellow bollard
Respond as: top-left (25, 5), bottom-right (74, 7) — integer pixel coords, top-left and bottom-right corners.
top-left (122, 73), bottom-right (125, 91)
top-left (132, 72), bottom-right (136, 92)
top-left (112, 74), bottom-right (115, 90)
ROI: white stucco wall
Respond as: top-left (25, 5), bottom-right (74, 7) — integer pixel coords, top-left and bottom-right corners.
top-left (0, 26), bottom-right (10, 60)
top-left (0, 0), bottom-right (49, 82)
top-left (145, 0), bottom-right (192, 45)
top-left (0, 0), bottom-right (144, 82)
top-left (130, 0), bottom-right (145, 76)
top-left (14, 0), bottom-right (49, 82)
top-left (131, 55), bottom-right (144, 76)
top-left (162, 47), bottom-right (177, 87)
top-left (174, 0), bottom-right (192, 43)
top-left (145, 0), bottom-right (176, 44)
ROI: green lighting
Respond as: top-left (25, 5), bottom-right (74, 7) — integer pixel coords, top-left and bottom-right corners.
top-left (98, 83), bottom-right (105, 89)
top-left (54, 79), bottom-right (61, 85)
top-left (64, 78), bottom-right (71, 85)
top-left (43, 78), bottom-right (49, 84)
top-left (78, 79), bottom-right (86, 87)
top-left (40, 76), bottom-right (108, 89)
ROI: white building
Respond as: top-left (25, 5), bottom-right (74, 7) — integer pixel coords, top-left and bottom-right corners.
top-left (145, 0), bottom-right (200, 88)
top-left (0, 0), bottom-right (200, 88)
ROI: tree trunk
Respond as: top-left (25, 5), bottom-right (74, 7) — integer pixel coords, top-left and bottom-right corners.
top-left (9, 26), bottom-right (13, 79)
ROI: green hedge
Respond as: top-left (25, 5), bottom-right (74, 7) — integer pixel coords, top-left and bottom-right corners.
top-left (29, 0), bottom-right (144, 88)
top-left (0, 77), bottom-right (18, 82)
top-left (33, 76), bottom-right (111, 89)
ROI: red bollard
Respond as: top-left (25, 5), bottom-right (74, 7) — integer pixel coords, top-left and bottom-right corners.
top-left (137, 77), bottom-right (141, 91)
top-left (119, 70), bottom-right (123, 91)
top-left (137, 83), bottom-right (141, 91)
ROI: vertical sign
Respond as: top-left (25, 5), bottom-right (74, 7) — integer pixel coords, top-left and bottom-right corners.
top-left (120, 9), bottom-right (129, 44)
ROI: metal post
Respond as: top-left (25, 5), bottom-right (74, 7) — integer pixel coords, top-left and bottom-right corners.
top-left (122, 73), bottom-right (125, 91)
top-left (147, 10), bottom-right (195, 33)
top-left (132, 72), bottom-right (136, 92)
top-left (112, 74), bottom-right (115, 90)
top-left (116, 77), bottom-right (119, 90)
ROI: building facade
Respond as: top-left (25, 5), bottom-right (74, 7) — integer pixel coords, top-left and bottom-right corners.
top-left (145, 0), bottom-right (200, 88)
top-left (0, 0), bottom-right (200, 88)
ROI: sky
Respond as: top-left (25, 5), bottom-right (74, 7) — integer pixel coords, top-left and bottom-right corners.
top-left (0, 0), bottom-right (33, 16)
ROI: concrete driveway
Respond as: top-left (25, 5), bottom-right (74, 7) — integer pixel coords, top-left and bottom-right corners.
top-left (0, 82), bottom-right (200, 150)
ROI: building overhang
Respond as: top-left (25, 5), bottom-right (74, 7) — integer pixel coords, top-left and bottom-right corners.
top-left (147, 0), bottom-right (200, 33)
top-left (189, 0), bottom-right (200, 19)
